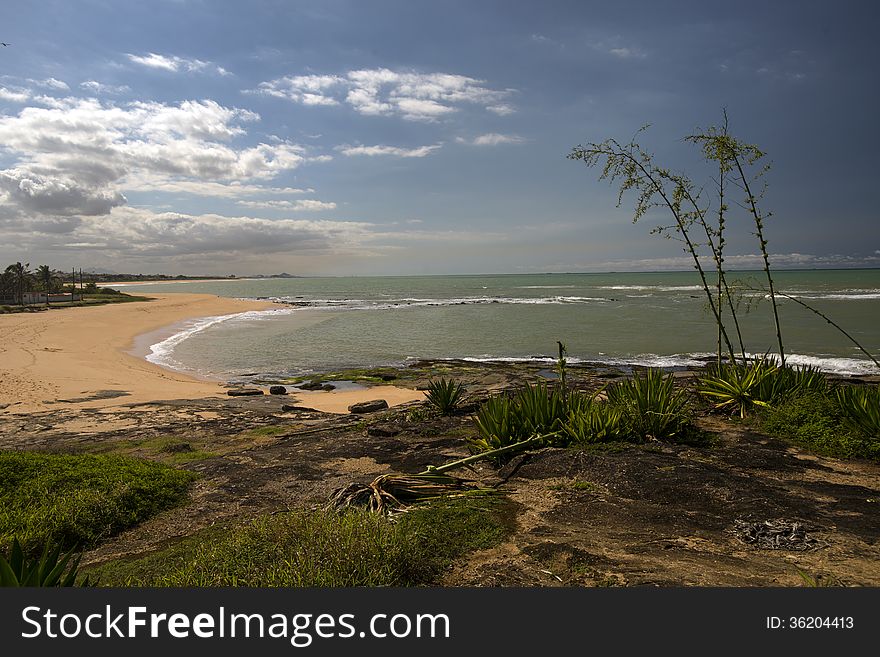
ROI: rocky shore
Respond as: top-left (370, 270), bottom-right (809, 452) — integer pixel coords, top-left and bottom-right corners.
top-left (2, 359), bottom-right (878, 586)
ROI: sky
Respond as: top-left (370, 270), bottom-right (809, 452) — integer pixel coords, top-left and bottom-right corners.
top-left (0, 0), bottom-right (878, 276)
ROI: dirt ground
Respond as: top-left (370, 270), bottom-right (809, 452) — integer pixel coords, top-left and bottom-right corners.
top-left (2, 361), bottom-right (878, 586)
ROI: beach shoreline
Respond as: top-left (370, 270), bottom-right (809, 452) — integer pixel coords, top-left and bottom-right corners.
top-left (0, 293), bottom-right (424, 414)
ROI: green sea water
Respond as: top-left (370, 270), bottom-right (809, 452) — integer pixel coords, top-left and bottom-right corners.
top-left (114, 270), bottom-right (880, 379)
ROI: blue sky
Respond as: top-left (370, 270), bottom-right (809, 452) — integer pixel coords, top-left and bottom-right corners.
top-left (0, 0), bottom-right (877, 275)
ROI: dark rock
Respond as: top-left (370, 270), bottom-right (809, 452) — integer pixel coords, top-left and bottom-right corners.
top-left (227, 388), bottom-right (263, 396)
top-left (281, 404), bottom-right (320, 413)
top-left (297, 381), bottom-right (326, 391)
top-left (348, 399), bottom-right (389, 414)
top-left (379, 373), bottom-right (398, 381)
top-left (321, 383), bottom-right (336, 391)
top-left (366, 425), bottom-right (400, 437)
top-left (162, 442), bottom-right (194, 453)
top-left (269, 385), bottom-right (288, 395)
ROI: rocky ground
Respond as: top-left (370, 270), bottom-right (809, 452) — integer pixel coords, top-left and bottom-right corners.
top-left (2, 360), bottom-right (878, 586)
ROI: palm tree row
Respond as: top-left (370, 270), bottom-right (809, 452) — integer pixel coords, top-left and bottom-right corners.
top-left (1, 262), bottom-right (67, 306)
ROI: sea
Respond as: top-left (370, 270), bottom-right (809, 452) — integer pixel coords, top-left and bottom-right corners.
top-left (111, 270), bottom-right (880, 381)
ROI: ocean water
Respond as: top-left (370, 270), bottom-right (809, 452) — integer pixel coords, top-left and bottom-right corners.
top-left (112, 270), bottom-right (880, 380)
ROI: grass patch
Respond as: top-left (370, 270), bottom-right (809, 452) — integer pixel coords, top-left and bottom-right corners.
top-left (88, 493), bottom-right (512, 587)
top-left (73, 435), bottom-right (219, 465)
top-left (0, 451), bottom-right (196, 554)
top-left (395, 491), bottom-right (511, 573)
top-left (550, 479), bottom-right (603, 493)
top-left (759, 392), bottom-right (880, 460)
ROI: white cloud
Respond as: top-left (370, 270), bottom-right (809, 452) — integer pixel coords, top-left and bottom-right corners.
top-left (254, 68), bottom-right (514, 121)
top-left (236, 199), bottom-right (337, 211)
top-left (486, 104), bottom-right (515, 116)
top-left (28, 78), bottom-right (69, 90)
top-left (0, 87), bottom-right (31, 102)
top-left (0, 168), bottom-right (125, 216)
top-left (0, 97), bottom-right (316, 223)
top-left (458, 133), bottom-right (526, 146)
top-left (590, 38), bottom-right (647, 60)
top-left (127, 52), bottom-right (231, 76)
top-left (67, 207), bottom-right (371, 256)
top-left (336, 143), bottom-right (442, 158)
top-left (123, 177), bottom-right (314, 198)
top-left (608, 47), bottom-right (646, 59)
top-left (80, 80), bottom-right (131, 95)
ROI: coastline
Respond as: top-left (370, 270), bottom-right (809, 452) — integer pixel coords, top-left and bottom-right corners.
top-left (0, 293), bottom-right (275, 412)
top-left (0, 292), bottom-right (424, 415)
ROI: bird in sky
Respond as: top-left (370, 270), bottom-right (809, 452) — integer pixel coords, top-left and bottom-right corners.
top-left (0, 43), bottom-right (10, 47)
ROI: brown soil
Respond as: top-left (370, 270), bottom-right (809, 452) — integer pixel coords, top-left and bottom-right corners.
top-left (2, 361), bottom-right (878, 586)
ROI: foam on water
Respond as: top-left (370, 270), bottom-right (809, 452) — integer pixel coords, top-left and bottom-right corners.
top-left (274, 295), bottom-right (612, 310)
top-left (145, 308), bottom-right (294, 374)
top-left (455, 352), bottom-right (878, 376)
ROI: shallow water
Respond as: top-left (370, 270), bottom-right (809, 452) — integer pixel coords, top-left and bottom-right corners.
top-left (111, 270), bottom-right (880, 379)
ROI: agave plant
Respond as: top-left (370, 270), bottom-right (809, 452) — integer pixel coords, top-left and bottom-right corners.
top-left (755, 361), bottom-right (828, 404)
top-left (472, 395), bottom-right (527, 454)
top-left (607, 368), bottom-right (690, 440)
top-left (515, 382), bottom-right (567, 443)
top-left (0, 538), bottom-right (92, 587)
top-left (563, 401), bottom-right (628, 444)
top-left (835, 385), bottom-right (880, 439)
top-left (697, 359), bottom-right (775, 418)
top-left (424, 378), bottom-right (466, 415)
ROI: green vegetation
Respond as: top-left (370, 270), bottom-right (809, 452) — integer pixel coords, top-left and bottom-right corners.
top-left (835, 385), bottom-right (880, 439)
top-left (563, 399), bottom-right (627, 444)
top-left (698, 360), bottom-right (829, 418)
top-left (0, 261), bottom-right (150, 312)
top-left (425, 377), bottom-right (466, 415)
top-left (606, 369), bottom-right (690, 441)
top-left (0, 538), bottom-right (92, 587)
top-left (0, 451), bottom-right (197, 554)
top-left (759, 392), bottom-right (880, 460)
top-left (472, 369), bottom-right (694, 460)
top-left (550, 479), bottom-right (603, 493)
top-left (87, 495), bottom-right (510, 586)
top-left (471, 382), bottom-right (570, 455)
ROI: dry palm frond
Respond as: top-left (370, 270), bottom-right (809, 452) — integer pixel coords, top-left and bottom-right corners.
top-left (328, 473), bottom-right (475, 515)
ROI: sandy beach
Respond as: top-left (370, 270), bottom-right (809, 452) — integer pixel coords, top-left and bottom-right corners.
top-left (0, 293), bottom-right (424, 414)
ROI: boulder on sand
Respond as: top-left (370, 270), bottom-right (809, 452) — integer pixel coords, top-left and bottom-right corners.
top-left (227, 388), bottom-right (263, 396)
top-left (348, 399), bottom-right (389, 414)
top-left (269, 385), bottom-right (288, 395)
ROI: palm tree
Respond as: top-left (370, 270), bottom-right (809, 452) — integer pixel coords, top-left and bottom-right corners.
top-left (4, 262), bottom-right (31, 305)
top-left (36, 264), bottom-right (52, 306)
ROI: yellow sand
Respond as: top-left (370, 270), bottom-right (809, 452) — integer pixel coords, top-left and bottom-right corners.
top-left (0, 293), bottom-right (423, 414)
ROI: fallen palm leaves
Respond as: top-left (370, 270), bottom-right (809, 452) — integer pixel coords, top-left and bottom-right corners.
top-left (328, 473), bottom-right (475, 515)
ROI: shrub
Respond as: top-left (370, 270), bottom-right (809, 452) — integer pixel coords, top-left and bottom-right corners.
top-left (606, 368), bottom-right (690, 441)
top-left (425, 378), bottom-right (466, 415)
top-left (835, 385), bottom-right (880, 439)
top-left (760, 392), bottom-right (880, 460)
